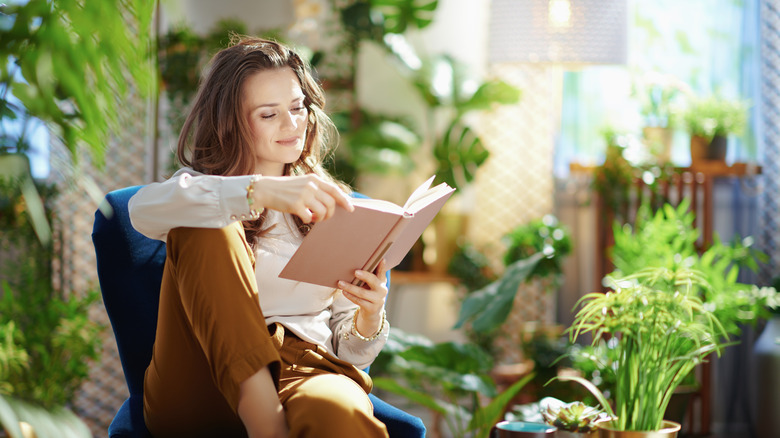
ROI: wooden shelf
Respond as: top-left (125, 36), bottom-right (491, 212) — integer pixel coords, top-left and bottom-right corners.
top-left (570, 161), bottom-right (762, 177)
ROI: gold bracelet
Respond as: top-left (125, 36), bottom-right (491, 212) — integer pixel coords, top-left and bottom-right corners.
top-left (349, 308), bottom-right (387, 342)
top-left (246, 174), bottom-right (262, 219)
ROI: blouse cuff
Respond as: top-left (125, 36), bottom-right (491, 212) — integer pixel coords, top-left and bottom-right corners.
top-left (220, 175), bottom-right (261, 222)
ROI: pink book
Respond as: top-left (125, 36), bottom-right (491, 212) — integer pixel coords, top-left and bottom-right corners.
top-left (279, 176), bottom-right (455, 288)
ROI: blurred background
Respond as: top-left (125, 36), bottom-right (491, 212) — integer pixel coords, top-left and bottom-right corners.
top-left (1, 0), bottom-right (778, 437)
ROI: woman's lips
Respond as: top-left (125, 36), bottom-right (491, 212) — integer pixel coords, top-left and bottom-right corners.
top-left (276, 137), bottom-right (300, 146)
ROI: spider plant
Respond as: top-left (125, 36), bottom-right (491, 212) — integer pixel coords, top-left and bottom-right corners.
top-left (557, 266), bottom-right (728, 431)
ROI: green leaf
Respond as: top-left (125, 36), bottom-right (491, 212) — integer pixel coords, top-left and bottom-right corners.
top-left (0, 154), bottom-right (50, 245)
top-left (552, 375), bottom-right (616, 419)
top-left (0, 395), bottom-right (23, 438)
top-left (433, 120), bottom-right (490, 190)
top-left (455, 253), bottom-right (544, 332)
top-left (468, 372), bottom-right (536, 436)
top-left (458, 80), bottom-right (522, 114)
top-left (0, 395), bottom-right (91, 438)
top-left (371, 0), bottom-right (439, 33)
top-left (400, 342), bottom-right (493, 375)
top-left (372, 377), bottom-right (450, 415)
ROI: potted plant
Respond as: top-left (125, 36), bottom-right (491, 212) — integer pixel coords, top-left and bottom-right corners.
top-left (557, 266), bottom-right (729, 437)
top-left (541, 399), bottom-right (604, 438)
top-left (632, 71), bottom-right (690, 162)
top-left (370, 328), bottom-right (534, 438)
top-left (682, 95), bottom-right (749, 165)
top-left (454, 215), bottom-right (571, 335)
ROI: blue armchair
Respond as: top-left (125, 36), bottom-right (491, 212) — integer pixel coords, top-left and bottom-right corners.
top-left (92, 185), bottom-right (425, 438)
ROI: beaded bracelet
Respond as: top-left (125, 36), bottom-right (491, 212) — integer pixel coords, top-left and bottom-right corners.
top-left (348, 308), bottom-right (387, 342)
top-left (246, 174), bottom-right (262, 219)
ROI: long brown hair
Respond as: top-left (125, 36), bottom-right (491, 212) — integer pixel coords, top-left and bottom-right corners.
top-left (177, 36), bottom-right (347, 243)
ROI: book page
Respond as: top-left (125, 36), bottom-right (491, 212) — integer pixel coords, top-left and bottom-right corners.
top-left (384, 184), bottom-right (455, 266)
top-left (351, 197), bottom-right (405, 215)
top-left (402, 176), bottom-right (435, 211)
top-left (404, 182), bottom-right (455, 214)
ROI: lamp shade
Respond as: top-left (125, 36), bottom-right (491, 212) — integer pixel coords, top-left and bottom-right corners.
top-left (489, 0), bottom-right (627, 65)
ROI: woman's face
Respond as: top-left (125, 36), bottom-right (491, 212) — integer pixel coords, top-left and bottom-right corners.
top-left (242, 67), bottom-right (308, 176)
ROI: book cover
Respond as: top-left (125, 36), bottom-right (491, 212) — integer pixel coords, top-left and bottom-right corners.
top-left (278, 176), bottom-right (455, 288)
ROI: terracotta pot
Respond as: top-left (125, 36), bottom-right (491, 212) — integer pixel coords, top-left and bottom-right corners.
top-left (596, 420), bottom-right (681, 438)
top-left (689, 135), bottom-right (727, 165)
top-left (689, 135), bottom-right (709, 165)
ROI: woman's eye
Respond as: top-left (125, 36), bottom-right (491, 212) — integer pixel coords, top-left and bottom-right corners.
top-left (261, 114), bottom-right (276, 119)
top-left (291, 106), bottom-right (306, 114)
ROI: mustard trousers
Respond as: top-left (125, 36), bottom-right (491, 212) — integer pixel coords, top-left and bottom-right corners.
top-left (142, 223), bottom-right (389, 438)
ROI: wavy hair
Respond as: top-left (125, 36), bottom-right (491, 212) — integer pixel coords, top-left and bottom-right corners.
top-left (177, 36), bottom-right (345, 242)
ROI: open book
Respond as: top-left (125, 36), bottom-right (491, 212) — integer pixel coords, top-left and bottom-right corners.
top-left (279, 176), bottom-right (455, 288)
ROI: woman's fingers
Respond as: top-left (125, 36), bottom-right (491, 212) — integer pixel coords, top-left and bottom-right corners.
top-left (252, 174), bottom-right (353, 222)
top-left (337, 260), bottom-right (388, 315)
top-left (317, 179), bottom-right (354, 213)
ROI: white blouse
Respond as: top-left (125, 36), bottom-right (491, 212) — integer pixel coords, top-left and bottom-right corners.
top-left (128, 168), bottom-right (389, 369)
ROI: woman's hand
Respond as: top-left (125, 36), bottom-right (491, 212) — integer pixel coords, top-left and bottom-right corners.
top-left (252, 174), bottom-right (353, 223)
top-left (338, 259), bottom-right (388, 337)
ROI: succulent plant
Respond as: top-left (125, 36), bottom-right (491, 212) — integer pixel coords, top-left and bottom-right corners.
top-left (542, 401), bottom-right (603, 433)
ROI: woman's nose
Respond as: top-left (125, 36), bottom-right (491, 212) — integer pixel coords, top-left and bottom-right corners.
top-left (282, 111), bottom-right (298, 130)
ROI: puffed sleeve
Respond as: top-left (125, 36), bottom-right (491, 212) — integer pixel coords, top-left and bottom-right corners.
top-left (128, 168), bottom-right (258, 241)
top-left (329, 289), bottom-right (389, 369)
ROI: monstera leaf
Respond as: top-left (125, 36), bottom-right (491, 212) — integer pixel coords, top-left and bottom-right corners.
top-left (433, 120), bottom-right (489, 190)
top-left (371, 0), bottom-right (438, 34)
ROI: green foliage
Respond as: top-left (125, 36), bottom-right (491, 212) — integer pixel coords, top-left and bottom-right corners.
top-left (454, 253), bottom-right (544, 333)
top-left (371, 0), bottom-right (439, 34)
top-left (683, 95), bottom-right (749, 140)
top-left (541, 400), bottom-right (603, 433)
top-left (454, 215), bottom-right (573, 334)
top-left (631, 71), bottom-right (689, 129)
top-left (0, 176), bottom-right (102, 410)
top-left (401, 54), bottom-right (520, 191)
top-left (0, 0), bottom-right (155, 166)
top-left (0, 322), bottom-right (28, 396)
top-left (564, 267), bottom-right (728, 431)
top-left (592, 143), bottom-right (635, 219)
top-left (328, 110), bottom-right (420, 184)
top-left (334, 1), bottom-right (519, 190)
top-left (503, 215), bottom-right (572, 283)
top-left (372, 328), bottom-right (534, 438)
top-left (611, 201), bottom-right (780, 336)
top-left (433, 120), bottom-right (489, 192)
top-left (339, 0), bottom-right (438, 44)
top-left (448, 243), bottom-right (495, 292)
top-left (566, 339), bottom-right (620, 404)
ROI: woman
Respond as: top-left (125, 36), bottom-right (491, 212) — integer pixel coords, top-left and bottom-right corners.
top-left (129, 37), bottom-right (391, 438)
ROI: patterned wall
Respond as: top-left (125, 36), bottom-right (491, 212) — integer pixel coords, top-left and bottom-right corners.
top-left (760, 0), bottom-right (780, 284)
top-left (469, 64), bottom-right (560, 361)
